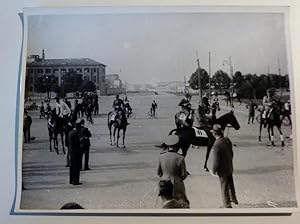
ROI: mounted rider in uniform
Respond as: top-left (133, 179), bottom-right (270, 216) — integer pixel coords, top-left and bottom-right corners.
top-left (262, 89), bottom-right (275, 119)
top-left (112, 94), bottom-right (129, 125)
top-left (177, 93), bottom-right (193, 127)
top-left (55, 97), bottom-right (71, 120)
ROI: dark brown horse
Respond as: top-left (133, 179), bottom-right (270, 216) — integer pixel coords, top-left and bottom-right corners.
top-left (108, 110), bottom-right (129, 148)
top-left (47, 110), bottom-right (66, 154)
top-left (162, 111), bottom-right (240, 171)
top-left (258, 100), bottom-right (285, 147)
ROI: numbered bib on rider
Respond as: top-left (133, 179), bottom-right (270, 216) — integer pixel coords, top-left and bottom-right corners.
top-left (192, 127), bottom-right (208, 138)
top-left (110, 113), bottom-right (116, 121)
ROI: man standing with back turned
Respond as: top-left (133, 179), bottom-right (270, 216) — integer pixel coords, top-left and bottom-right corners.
top-left (209, 124), bottom-right (238, 208)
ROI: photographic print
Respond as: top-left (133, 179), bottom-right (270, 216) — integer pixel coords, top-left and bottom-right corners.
top-left (16, 6), bottom-right (298, 213)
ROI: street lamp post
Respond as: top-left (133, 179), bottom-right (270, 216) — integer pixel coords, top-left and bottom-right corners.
top-left (223, 57), bottom-right (234, 107)
top-left (61, 79), bottom-right (64, 98)
top-left (196, 51), bottom-right (202, 102)
top-left (45, 76), bottom-right (49, 99)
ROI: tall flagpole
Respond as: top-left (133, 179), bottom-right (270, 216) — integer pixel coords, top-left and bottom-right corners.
top-left (209, 51), bottom-right (211, 104)
top-left (278, 58), bottom-right (282, 97)
top-left (196, 51), bottom-right (202, 102)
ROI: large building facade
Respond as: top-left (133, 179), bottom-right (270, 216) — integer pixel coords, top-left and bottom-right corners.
top-left (26, 50), bottom-right (107, 95)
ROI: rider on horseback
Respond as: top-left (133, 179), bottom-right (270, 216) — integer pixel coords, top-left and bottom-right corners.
top-left (179, 93), bottom-right (192, 114)
top-left (55, 97), bottom-right (71, 120)
top-left (112, 95), bottom-right (129, 125)
top-left (177, 93), bottom-right (193, 127)
top-left (194, 102), bottom-right (213, 130)
top-left (262, 89), bottom-right (275, 121)
top-left (123, 98), bottom-right (132, 117)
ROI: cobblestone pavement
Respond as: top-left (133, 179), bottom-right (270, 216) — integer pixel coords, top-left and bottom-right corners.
top-left (20, 92), bottom-right (296, 210)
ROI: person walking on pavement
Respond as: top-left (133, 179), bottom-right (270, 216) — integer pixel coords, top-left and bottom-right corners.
top-left (68, 120), bottom-right (83, 185)
top-left (246, 99), bottom-right (257, 124)
top-left (79, 119), bottom-right (92, 170)
top-left (23, 109), bottom-right (32, 143)
top-left (150, 100), bottom-right (158, 117)
top-left (157, 134), bottom-right (190, 208)
top-left (64, 121), bottom-right (74, 167)
top-left (209, 124), bottom-right (238, 208)
top-left (40, 102), bottom-right (45, 119)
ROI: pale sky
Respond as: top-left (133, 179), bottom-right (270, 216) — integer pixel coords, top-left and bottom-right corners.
top-left (28, 13), bottom-right (288, 84)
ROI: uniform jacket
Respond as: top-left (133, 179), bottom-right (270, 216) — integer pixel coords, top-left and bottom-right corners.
top-left (157, 151), bottom-right (188, 201)
top-left (79, 127), bottom-right (92, 149)
top-left (211, 136), bottom-right (234, 177)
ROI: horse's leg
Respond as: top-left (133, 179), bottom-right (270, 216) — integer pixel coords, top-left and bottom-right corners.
top-left (49, 131), bottom-right (52, 152)
top-left (113, 126), bottom-right (117, 146)
top-left (277, 125), bottom-right (285, 147)
top-left (270, 126), bottom-right (275, 146)
top-left (54, 133), bottom-right (59, 154)
top-left (204, 141), bottom-right (214, 172)
top-left (123, 128), bottom-right (126, 148)
top-left (109, 125), bottom-right (113, 146)
top-left (61, 133), bottom-right (65, 154)
top-left (258, 119), bottom-right (263, 142)
top-left (116, 128), bottom-right (120, 148)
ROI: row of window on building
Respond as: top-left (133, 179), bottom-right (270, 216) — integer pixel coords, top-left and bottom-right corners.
top-left (28, 67), bottom-right (105, 74)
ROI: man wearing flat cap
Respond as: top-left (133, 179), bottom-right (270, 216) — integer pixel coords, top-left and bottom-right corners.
top-left (68, 119), bottom-right (83, 185)
top-left (157, 134), bottom-right (189, 208)
top-left (210, 124), bottom-right (238, 208)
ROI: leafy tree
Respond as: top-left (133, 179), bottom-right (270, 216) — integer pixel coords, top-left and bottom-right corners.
top-left (188, 67), bottom-right (209, 90)
top-left (35, 75), bottom-right (58, 97)
top-left (212, 70), bottom-right (231, 89)
top-left (233, 71), bottom-right (243, 87)
top-left (78, 80), bottom-right (96, 93)
top-left (62, 72), bottom-right (83, 93)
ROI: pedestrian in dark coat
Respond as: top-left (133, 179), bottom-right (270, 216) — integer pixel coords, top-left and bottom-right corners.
top-left (79, 119), bottom-right (92, 170)
top-left (68, 121), bottom-right (83, 185)
top-left (23, 110), bottom-right (32, 143)
top-left (209, 124), bottom-right (238, 208)
top-left (157, 134), bottom-right (189, 208)
top-left (64, 121), bottom-right (74, 167)
top-left (246, 100), bottom-right (257, 124)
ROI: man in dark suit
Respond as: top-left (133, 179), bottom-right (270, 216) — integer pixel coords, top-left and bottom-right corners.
top-left (210, 124), bottom-right (238, 208)
top-left (68, 120), bottom-right (83, 185)
top-left (79, 119), bottom-right (92, 170)
top-left (23, 110), bottom-right (32, 143)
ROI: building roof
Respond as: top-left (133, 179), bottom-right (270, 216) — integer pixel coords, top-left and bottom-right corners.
top-left (27, 58), bottom-right (106, 67)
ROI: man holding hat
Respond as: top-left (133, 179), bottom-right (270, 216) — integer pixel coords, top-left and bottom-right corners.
top-left (157, 134), bottom-right (189, 208)
top-left (68, 119), bottom-right (83, 185)
top-left (210, 124), bottom-right (238, 208)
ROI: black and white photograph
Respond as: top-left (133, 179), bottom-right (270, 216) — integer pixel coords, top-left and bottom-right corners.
top-left (16, 7), bottom-right (298, 213)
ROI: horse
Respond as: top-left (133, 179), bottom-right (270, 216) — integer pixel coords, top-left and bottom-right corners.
top-left (47, 110), bottom-right (66, 154)
top-left (258, 100), bottom-right (285, 147)
top-left (108, 110), bottom-right (129, 148)
top-left (164, 111), bottom-right (240, 171)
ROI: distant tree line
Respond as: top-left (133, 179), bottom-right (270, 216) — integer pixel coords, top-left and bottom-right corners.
top-left (34, 72), bottom-right (96, 97)
top-left (188, 68), bottom-right (289, 99)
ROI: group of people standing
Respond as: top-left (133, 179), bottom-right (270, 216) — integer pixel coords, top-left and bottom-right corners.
top-left (157, 124), bottom-right (238, 209)
top-left (157, 93), bottom-right (238, 209)
top-left (67, 119), bottom-right (92, 185)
